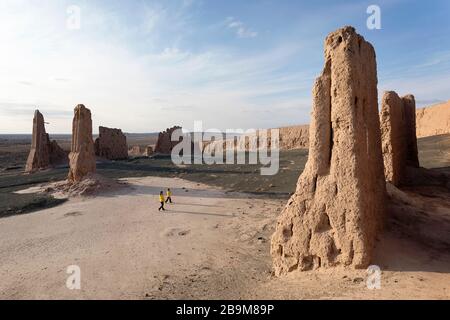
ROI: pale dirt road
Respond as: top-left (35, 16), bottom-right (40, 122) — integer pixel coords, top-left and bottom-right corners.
top-left (0, 177), bottom-right (449, 299)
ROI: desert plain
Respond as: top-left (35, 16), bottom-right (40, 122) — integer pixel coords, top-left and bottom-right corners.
top-left (1, 26), bottom-right (450, 300)
top-left (0, 131), bottom-right (449, 299)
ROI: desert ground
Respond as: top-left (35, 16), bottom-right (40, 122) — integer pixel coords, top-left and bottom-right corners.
top-left (0, 134), bottom-right (449, 300)
top-left (1, 177), bottom-right (449, 300)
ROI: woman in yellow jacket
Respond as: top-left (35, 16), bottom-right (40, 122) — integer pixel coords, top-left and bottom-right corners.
top-left (158, 191), bottom-right (166, 211)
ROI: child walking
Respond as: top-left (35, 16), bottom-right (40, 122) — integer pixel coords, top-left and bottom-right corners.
top-left (165, 188), bottom-right (173, 204)
top-left (158, 191), bottom-right (166, 211)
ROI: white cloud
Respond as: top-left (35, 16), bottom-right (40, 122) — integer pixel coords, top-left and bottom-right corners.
top-left (226, 17), bottom-right (258, 39)
top-left (0, 2), bottom-right (308, 134)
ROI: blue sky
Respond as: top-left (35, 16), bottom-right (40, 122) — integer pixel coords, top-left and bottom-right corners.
top-left (0, 0), bottom-right (449, 133)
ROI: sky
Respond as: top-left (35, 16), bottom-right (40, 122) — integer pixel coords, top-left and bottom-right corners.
top-left (0, 0), bottom-right (449, 134)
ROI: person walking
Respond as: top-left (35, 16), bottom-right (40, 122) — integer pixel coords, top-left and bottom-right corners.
top-left (158, 191), bottom-right (166, 211)
top-left (165, 188), bottom-right (173, 204)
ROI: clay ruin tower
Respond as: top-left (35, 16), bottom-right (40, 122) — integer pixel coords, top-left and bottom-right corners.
top-left (380, 92), bottom-right (419, 186)
top-left (154, 126), bottom-right (182, 154)
top-left (25, 110), bottom-right (68, 173)
top-left (402, 95), bottom-right (419, 167)
top-left (94, 126), bottom-right (128, 160)
top-left (25, 110), bottom-right (50, 172)
top-left (68, 105), bottom-right (96, 182)
top-left (271, 26), bottom-right (386, 276)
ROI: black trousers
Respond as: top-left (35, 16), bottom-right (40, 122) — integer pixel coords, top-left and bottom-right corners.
top-left (165, 197), bottom-right (172, 204)
top-left (158, 202), bottom-right (165, 211)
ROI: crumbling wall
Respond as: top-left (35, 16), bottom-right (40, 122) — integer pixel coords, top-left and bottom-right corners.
top-left (271, 26), bottom-right (386, 276)
top-left (202, 125), bottom-right (309, 154)
top-left (154, 126), bottom-right (182, 154)
top-left (380, 92), bottom-right (420, 186)
top-left (95, 126), bottom-right (128, 160)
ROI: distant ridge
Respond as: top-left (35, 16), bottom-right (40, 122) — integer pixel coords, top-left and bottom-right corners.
top-left (416, 100), bottom-right (450, 138)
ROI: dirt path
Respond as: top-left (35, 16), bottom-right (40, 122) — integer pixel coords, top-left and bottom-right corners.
top-left (0, 177), bottom-right (449, 299)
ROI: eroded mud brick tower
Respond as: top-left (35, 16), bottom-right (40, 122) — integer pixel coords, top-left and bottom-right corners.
top-left (271, 26), bottom-right (386, 275)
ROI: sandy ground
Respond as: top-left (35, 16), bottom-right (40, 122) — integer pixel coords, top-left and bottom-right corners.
top-left (0, 176), bottom-right (449, 300)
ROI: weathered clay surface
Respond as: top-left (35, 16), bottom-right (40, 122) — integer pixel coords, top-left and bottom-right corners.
top-left (271, 26), bottom-right (386, 275)
top-left (380, 92), bottom-right (420, 186)
top-left (416, 100), bottom-right (450, 138)
top-left (154, 126), bottom-right (183, 154)
top-left (25, 110), bottom-right (67, 173)
top-left (279, 125), bottom-right (309, 150)
top-left (68, 105), bottom-right (96, 182)
top-left (25, 111), bottom-right (50, 172)
top-left (94, 126), bottom-right (128, 160)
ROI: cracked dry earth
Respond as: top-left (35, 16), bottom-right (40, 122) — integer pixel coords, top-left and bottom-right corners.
top-left (0, 176), bottom-right (449, 299)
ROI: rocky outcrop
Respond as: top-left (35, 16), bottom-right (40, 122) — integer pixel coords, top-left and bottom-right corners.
top-left (94, 126), bottom-right (128, 160)
top-left (380, 92), bottom-right (420, 186)
top-left (416, 100), bottom-right (450, 138)
top-left (25, 110), bottom-right (67, 173)
top-left (68, 105), bottom-right (96, 182)
top-left (154, 126), bottom-right (183, 154)
top-left (271, 27), bottom-right (386, 276)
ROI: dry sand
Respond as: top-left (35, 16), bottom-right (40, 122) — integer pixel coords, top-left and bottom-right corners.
top-left (0, 176), bottom-right (449, 300)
